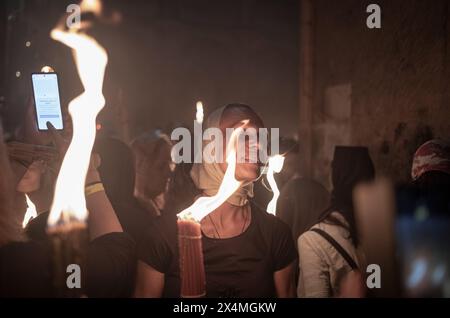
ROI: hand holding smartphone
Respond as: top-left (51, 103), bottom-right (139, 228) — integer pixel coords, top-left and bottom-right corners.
top-left (31, 72), bottom-right (64, 131)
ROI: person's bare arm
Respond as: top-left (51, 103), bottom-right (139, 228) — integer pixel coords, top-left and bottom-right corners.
top-left (274, 261), bottom-right (296, 297)
top-left (134, 260), bottom-right (165, 298)
top-left (85, 166), bottom-right (123, 240)
top-left (48, 124), bottom-right (123, 241)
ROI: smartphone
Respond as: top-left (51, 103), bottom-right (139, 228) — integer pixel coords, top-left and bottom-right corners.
top-left (31, 72), bottom-right (64, 131)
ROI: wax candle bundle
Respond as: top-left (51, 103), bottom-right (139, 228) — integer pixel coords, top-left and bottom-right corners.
top-left (177, 217), bottom-right (206, 298)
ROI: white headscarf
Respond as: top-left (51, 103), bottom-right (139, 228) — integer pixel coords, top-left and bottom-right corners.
top-left (190, 106), bottom-right (254, 206)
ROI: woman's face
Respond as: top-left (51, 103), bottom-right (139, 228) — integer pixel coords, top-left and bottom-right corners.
top-left (135, 141), bottom-right (173, 199)
top-left (218, 120), bottom-right (263, 183)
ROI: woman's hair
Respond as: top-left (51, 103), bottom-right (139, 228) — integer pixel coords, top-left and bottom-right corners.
top-left (165, 161), bottom-right (199, 216)
top-left (319, 146), bottom-right (375, 247)
top-left (0, 128), bottom-right (23, 246)
top-left (277, 177), bottom-right (330, 242)
top-left (95, 137), bottom-right (136, 201)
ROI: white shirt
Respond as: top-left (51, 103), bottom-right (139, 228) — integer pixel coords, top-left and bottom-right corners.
top-left (297, 212), bottom-right (361, 297)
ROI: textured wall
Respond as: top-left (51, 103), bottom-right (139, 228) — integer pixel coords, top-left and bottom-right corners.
top-left (4, 0), bottom-right (450, 187)
top-left (312, 0), bottom-right (450, 187)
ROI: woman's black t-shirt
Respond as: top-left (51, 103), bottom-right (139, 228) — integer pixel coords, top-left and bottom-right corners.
top-left (138, 202), bottom-right (297, 297)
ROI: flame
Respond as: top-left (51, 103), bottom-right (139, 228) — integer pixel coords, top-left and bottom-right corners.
top-left (47, 9), bottom-right (108, 227)
top-left (266, 154), bottom-right (285, 215)
top-left (22, 194), bottom-right (37, 228)
top-left (196, 101), bottom-right (204, 124)
top-left (80, 0), bottom-right (102, 16)
top-left (177, 122), bottom-right (248, 222)
top-left (41, 65), bottom-right (55, 73)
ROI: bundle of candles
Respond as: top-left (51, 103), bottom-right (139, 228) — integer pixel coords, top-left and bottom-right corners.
top-left (177, 214), bottom-right (206, 298)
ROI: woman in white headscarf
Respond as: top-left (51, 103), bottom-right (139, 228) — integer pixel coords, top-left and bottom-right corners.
top-left (135, 103), bottom-right (297, 298)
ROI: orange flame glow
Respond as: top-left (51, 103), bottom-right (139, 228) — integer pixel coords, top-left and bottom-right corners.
top-left (47, 14), bottom-right (108, 227)
top-left (22, 194), bottom-right (37, 228)
top-left (41, 65), bottom-right (55, 73)
top-left (177, 122), bottom-right (248, 222)
top-left (266, 154), bottom-right (285, 215)
top-left (80, 0), bottom-right (102, 16)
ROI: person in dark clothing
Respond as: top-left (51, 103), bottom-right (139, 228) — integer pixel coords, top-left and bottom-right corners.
top-left (0, 127), bottom-right (136, 298)
top-left (277, 177), bottom-right (330, 244)
top-left (165, 161), bottom-right (199, 216)
top-left (24, 136), bottom-right (154, 244)
top-left (131, 131), bottom-right (173, 217)
top-left (318, 146), bottom-right (376, 247)
top-left (393, 139), bottom-right (450, 297)
top-left (137, 202), bottom-right (296, 298)
top-left (95, 136), bottom-right (156, 242)
top-left (410, 139), bottom-right (450, 214)
top-left (134, 104), bottom-right (297, 298)
top-left (0, 232), bottom-right (136, 298)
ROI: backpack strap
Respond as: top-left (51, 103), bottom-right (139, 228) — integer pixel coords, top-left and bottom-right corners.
top-left (310, 228), bottom-right (358, 270)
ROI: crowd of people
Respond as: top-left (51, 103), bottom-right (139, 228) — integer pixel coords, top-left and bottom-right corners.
top-left (1, 99), bottom-right (449, 298)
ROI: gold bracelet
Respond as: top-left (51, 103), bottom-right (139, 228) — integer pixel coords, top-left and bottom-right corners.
top-left (85, 182), bottom-right (104, 197)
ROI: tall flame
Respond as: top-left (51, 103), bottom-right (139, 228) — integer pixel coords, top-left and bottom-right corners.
top-left (47, 17), bottom-right (108, 227)
top-left (266, 154), bottom-right (285, 215)
top-left (195, 101), bottom-right (204, 124)
top-left (22, 194), bottom-right (37, 228)
top-left (177, 122), bottom-right (247, 222)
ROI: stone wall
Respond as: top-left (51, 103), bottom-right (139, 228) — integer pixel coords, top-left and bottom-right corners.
top-left (312, 0), bottom-right (450, 187)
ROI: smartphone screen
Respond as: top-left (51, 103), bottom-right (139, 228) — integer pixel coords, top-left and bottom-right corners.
top-left (31, 73), bottom-right (64, 130)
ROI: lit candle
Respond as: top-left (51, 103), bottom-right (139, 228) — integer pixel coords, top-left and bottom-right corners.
top-left (177, 215), bottom-right (205, 298)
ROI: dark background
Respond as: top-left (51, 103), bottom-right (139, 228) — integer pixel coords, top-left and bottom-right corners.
top-left (0, 0), bottom-right (299, 138)
top-left (1, 0), bottom-right (450, 188)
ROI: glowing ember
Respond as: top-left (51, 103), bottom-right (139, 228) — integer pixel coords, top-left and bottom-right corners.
top-left (195, 101), bottom-right (204, 124)
top-left (47, 19), bottom-right (108, 227)
top-left (266, 154), bottom-right (285, 215)
top-left (177, 122), bottom-right (247, 222)
top-left (22, 194), bottom-right (37, 228)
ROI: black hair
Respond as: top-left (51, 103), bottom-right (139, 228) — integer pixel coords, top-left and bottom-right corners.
top-left (319, 146), bottom-right (375, 247)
